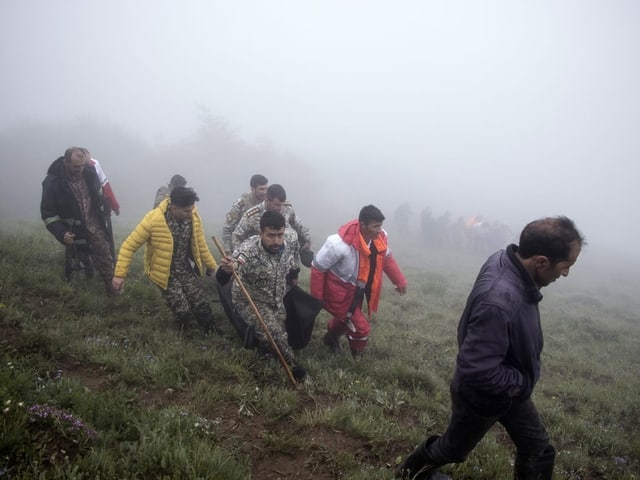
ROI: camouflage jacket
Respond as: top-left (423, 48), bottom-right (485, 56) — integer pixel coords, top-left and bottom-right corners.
top-left (231, 236), bottom-right (298, 311)
top-left (231, 201), bottom-right (310, 252)
top-left (222, 191), bottom-right (261, 252)
top-left (153, 184), bottom-right (170, 209)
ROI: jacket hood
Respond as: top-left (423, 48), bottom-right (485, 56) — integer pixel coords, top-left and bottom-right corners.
top-left (46, 157), bottom-right (66, 176)
top-left (337, 219), bottom-right (360, 246)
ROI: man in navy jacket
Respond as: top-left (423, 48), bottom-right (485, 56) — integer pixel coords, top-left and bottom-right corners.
top-left (396, 216), bottom-right (585, 480)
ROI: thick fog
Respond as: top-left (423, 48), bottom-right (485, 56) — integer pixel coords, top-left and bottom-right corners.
top-left (1, 1), bottom-right (639, 268)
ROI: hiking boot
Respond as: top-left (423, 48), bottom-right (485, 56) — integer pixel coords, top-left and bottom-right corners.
top-left (514, 445), bottom-right (555, 480)
top-left (196, 311), bottom-right (222, 334)
top-left (292, 366), bottom-right (307, 382)
top-left (395, 435), bottom-right (447, 480)
top-left (323, 331), bottom-right (341, 353)
top-left (174, 313), bottom-right (191, 331)
top-left (203, 319), bottom-right (223, 335)
top-left (396, 462), bottom-right (449, 480)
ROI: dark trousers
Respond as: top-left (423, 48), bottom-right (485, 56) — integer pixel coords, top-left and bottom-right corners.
top-left (427, 387), bottom-right (550, 465)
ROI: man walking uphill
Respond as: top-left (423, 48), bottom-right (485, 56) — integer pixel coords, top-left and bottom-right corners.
top-left (222, 173), bottom-right (269, 253)
top-left (154, 174), bottom-right (187, 208)
top-left (396, 216), bottom-right (585, 480)
top-left (40, 146), bottom-right (116, 295)
top-left (217, 211), bottom-right (307, 381)
top-left (232, 183), bottom-right (311, 270)
top-left (311, 205), bottom-right (407, 357)
top-left (112, 187), bottom-right (220, 333)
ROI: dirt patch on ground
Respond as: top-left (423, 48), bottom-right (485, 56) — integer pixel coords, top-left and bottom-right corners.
top-left (54, 361), bottom-right (394, 479)
top-left (57, 357), bottom-right (114, 392)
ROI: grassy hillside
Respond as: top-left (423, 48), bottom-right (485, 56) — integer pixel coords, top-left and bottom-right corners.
top-left (1, 227), bottom-right (638, 479)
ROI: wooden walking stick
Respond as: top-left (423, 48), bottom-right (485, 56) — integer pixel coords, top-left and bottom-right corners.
top-left (212, 236), bottom-right (297, 386)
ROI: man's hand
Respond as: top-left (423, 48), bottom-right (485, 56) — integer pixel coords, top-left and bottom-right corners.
top-left (112, 276), bottom-right (126, 293)
top-left (63, 232), bottom-right (75, 245)
top-left (395, 285), bottom-right (407, 295)
top-left (219, 256), bottom-right (235, 273)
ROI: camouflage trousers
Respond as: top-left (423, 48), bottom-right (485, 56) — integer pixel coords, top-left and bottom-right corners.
top-left (160, 270), bottom-right (214, 329)
top-left (236, 302), bottom-right (294, 365)
top-left (67, 230), bottom-right (114, 283)
top-left (87, 229), bottom-right (114, 282)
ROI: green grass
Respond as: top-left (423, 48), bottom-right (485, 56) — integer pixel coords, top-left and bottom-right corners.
top-left (1, 227), bottom-right (639, 479)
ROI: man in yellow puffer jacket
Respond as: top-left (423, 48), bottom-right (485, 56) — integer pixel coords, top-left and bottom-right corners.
top-left (112, 187), bottom-right (220, 332)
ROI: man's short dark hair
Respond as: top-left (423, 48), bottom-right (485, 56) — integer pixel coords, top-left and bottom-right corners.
top-left (250, 174), bottom-right (268, 188)
top-left (266, 184), bottom-right (286, 202)
top-left (359, 205), bottom-right (385, 225)
top-left (518, 216), bottom-right (585, 263)
top-left (260, 210), bottom-right (286, 231)
top-left (170, 186), bottom-right (199, 207)
top-left (170, 174), bottom-right (187, 188)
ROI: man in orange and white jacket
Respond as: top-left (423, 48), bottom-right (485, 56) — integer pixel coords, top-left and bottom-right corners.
top-left (310, 205), bottom-right (407, 356)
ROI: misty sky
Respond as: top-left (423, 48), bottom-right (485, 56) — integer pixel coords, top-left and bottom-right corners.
top-left (1, 1), bottom-right (639, 260)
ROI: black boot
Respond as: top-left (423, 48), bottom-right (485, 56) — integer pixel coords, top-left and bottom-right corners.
top-left (323, 330), bottom-right (341, 353)
top-left (514, 445), bottom-right (555, 480)
top-left (292, 365), bottom-right (307, 382)
top-left (174, 313), bottom-right (191, 330)
top-left (396, 435), bottom-right (451, 480)
top-left (195, 309), bottom-right (222, 334)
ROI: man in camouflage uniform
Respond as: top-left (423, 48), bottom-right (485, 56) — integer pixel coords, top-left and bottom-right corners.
top-left (113, 187), bottom-right (220, 333)
top-left (221, 174), bottom-right (269, 253)
top-left (217, 211), bottom-right (302, 373)
top-left (154, 174), bottom-right (187, 208)
top-left (231, 184), bottom-right (311, 268)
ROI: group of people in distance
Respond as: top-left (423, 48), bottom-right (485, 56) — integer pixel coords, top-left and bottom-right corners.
top-left (40, 146), bottom-right (585, 480)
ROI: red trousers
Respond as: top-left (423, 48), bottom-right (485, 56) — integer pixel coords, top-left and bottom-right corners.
top-left (327, 304), bottom-right (371, 352)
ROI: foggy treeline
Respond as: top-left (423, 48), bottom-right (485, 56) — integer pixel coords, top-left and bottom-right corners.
top-left (0, 112), bottom-right (337, 240)
top-left (3, 111), bottom-right (508, 252)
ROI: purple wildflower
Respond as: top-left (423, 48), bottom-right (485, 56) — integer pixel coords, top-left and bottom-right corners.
top-left (27, 404), bottom-right (97, 440)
